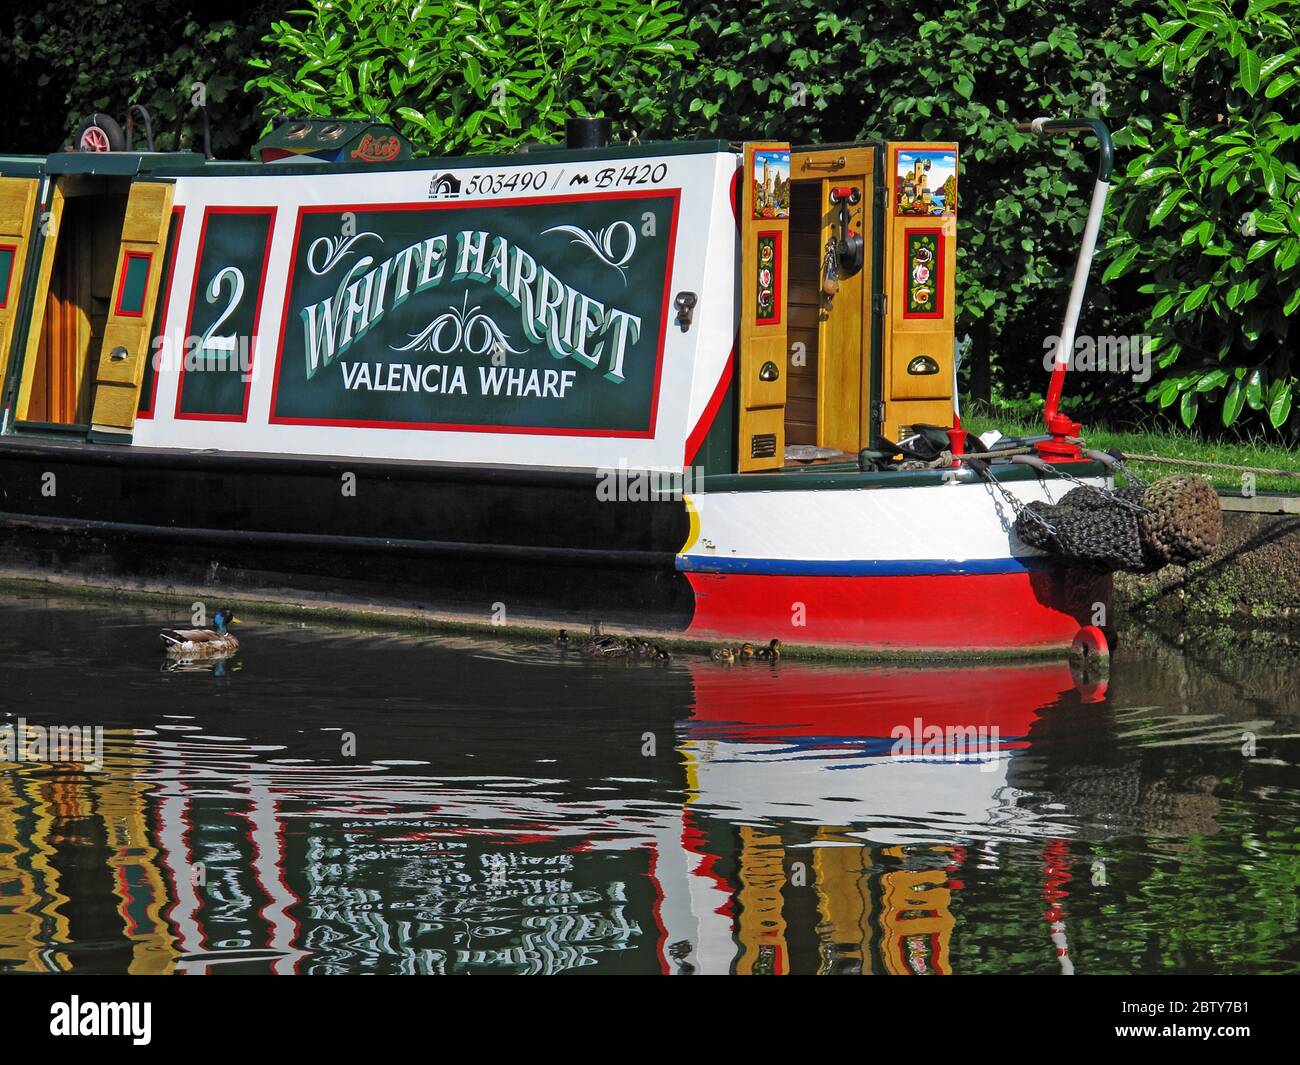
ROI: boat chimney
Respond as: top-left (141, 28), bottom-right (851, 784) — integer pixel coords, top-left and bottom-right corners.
top-left (565, 117), bottom-right (612, 149)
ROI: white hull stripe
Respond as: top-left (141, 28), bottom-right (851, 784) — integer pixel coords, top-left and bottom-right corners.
top-left (676, 555), bottom-right (1048, 576)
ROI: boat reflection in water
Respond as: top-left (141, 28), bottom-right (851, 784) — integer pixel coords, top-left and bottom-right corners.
top-left (0, 635), bottom-right (1235, 975)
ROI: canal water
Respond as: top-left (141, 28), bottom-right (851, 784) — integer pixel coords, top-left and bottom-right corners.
top-left (0, 592), bottom-right (1295, 975)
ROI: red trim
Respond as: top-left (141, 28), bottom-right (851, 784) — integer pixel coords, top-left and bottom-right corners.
top-left (137, 206), bottom-right (185, 420)
top-left (0, 242), bottom-right (17, 309)
top-left (686, 660), bottom-right (1066, 739)
top-left (683, 347), bottom-right (735, 466)
top-left (174, 205), bottom-right (277, 423)
top-left (684, 568), bottom-right (1111, 649)
top-left (755, 229), bottom-right (782, 326)
top-left (902, 226), bottom-right (945, 320)
top-left (112, 250), bottom-right (153, 317)
top-left (266, 190), bottom-right (681, 438)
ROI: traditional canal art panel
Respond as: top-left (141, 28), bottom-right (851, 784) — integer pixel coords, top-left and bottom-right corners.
top-left (903, 228), bottom-right (945, 319)
top-left (268, 190), bottom-right (680, 436)
top-left (895, 148), bottom-right (957, 217)
top-left (176, 207), bottom-right (276, 421)
top-left (755, 231), bottom-right (781, 325)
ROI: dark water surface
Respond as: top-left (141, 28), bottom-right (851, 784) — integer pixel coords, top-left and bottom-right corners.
top-left (0, 593), bottom-right (1295, 975)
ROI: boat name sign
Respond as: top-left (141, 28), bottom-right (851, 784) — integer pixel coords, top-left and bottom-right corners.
top-left (267, 192), bottom-right (679, 435)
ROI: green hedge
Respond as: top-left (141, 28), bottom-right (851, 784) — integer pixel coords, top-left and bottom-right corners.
top-left (0, 0), bottom-right (276, 158)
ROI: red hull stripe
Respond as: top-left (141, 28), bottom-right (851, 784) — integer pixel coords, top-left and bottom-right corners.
top-left (678, 555), bottom-right (1046, 577)
top-left (685, 569), bottom-right (1109, 648)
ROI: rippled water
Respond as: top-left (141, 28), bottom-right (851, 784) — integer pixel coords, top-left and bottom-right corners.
top-left (0, 593), bottom-right (1296, 975)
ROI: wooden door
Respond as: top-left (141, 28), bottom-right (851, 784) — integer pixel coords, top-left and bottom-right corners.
top-left (0, 177), bottom-right (40, 419)
top-left (91, 180), bottom-right (175, 434)
top-left (789, 146), bottom-right (876, 455)
top-left (738, 142), bottom-right (791, 472)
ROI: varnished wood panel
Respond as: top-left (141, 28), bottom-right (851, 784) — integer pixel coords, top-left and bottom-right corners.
top-left (92, 181), bottom-right (175, 430)
top-left (738, 142), bottom-right (791, 471)
top-left (881, 141), bottom-right (957, 434)
top-left (0, 177), bottom-right (40, 404)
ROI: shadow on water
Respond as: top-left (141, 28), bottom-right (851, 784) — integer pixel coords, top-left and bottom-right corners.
top-left (0, 593), bottom-right (1296, 975)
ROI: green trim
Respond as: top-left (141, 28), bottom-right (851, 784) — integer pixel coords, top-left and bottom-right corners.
top-left (12, 420), bottom-right (91, 439)
top-left (43, 152), bottom-right (203, 176)
top-left (87, 428), bottom-right (133, 445)
top-left (869, 143), bottom-right (885, 442)
top-left (0, 157), bottom-right (45, 177)
top-left (152, 138), bottom-right (733, 178)
top-left (700, 458), bottom-right (1106, 493)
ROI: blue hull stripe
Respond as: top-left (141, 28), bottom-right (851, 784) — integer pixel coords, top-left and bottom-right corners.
top-left (676, 555), bottom-right (1049, 577)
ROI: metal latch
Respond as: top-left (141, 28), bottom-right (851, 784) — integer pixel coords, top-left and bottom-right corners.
top-left (674, 291), bottom-right (698, 331)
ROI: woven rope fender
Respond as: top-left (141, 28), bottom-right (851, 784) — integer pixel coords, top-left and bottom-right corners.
top-left (1013, 474), bottom-right (1222, 573)
top-left (1137, 474), bottom-right (1222, 567)
top-left (1015, 486), bottom-right (1148, 572)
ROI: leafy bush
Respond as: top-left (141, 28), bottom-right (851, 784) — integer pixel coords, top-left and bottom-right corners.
top-left (1105, 0), bottom-right (1298, 433)
top-left (0, 1), bottom-right (276, 158)
top-left (657, 0), bottom-right (1159, 416)
top-left (247, 0), bottom-right (697, 155)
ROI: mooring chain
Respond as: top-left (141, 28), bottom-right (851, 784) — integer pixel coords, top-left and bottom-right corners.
top-left (972, 462), bottom-right (1058, 538)
top-left (1043, 463), bottom-right (1152, 516)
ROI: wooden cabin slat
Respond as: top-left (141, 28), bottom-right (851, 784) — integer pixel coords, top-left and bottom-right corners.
top-left (738, 142), bottom-right (791, 471)
top-left (881, 140), bottom-right (957, 440)
top-left (14, 182), bottom-right (66, 422)
top-left (0, 177), bottom-right (39, 410)
top-left (91, 181), bottom-right (176, 432)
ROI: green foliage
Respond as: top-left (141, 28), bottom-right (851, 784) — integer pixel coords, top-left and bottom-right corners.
top-left (1105, 0), bottom-right (1298, 434)
top-left (246, 0), bottom-right (697, 155)
top-left (0, 1), bottom-right (276, 158)
top-left (658, 0), bottom-right (1159, 414)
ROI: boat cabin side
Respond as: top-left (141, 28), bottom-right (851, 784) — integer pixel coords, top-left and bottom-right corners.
top-left (0, 132), bottom-right (958, 475)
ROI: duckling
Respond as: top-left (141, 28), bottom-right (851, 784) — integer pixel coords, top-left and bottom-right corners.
top-left (554, 628), bottom-right (573, 647)
top-left (652, 645), bottom-right (672, 662)
top-left (738, 642), bottom-right (756, 661)
top-left (755, 638), bottom-right (782, 661)
top-left (160, 608), bottom-right (240, 657)
top-left (710, 646), bottom-right (736, 663)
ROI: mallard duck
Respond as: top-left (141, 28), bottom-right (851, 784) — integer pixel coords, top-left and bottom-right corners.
top-left (710, 646), bottom-right (736, 663)
top-left (738, 642), bottom-right (756, 661)
top-left (580, 623), bottom-right (628, 657)
top-left (755, 639), bottom-right (782, 660)
top-left (160, 608), bottom-right (240, 657)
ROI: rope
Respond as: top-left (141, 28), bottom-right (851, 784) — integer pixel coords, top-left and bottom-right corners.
top-left (1123, 453), bottom-right (1300, 480)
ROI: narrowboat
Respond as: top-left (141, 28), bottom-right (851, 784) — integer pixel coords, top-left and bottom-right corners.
top-left (0, 114), bottom-right (1123, 655)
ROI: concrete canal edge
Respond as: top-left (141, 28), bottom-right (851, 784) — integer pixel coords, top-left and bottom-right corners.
top-left (1115, 493), bottom-right (1300, 634)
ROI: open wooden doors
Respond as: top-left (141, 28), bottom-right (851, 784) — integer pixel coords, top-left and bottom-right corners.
top-left (0, 176), bottom-right (39, 418)
top-left (12, 176), bottom-right (173, 433)
top-left (738, 143), bottom-right (880, 470)
top-left (880, 142), bottom-right (958, 440)
top-left (738, 143), bottom-right (791, 472)
top-left (788, 146), bottom-right (876, 455)
top-left (90, 180), bottom-right (175, 434)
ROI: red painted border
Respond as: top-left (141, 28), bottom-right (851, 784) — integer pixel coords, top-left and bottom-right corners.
top-left (683, 346), bottom-right (735, 467)
top-left (755, 229), bottom-right (782, 326)
top-left (112, 250), bottom-right (153, 318)
top-left (175, 205), bottom-right (277, 423)
top-left (137, 206), bottom-right (186, 420)
top-left (902, 226), bottom-right (945, 320)
top-left (892, 146), bottom-right (959, 219)
top-left (0, 242), bottom-right (16, 310)
top-left (267, 189), bottom-right (681, 438)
